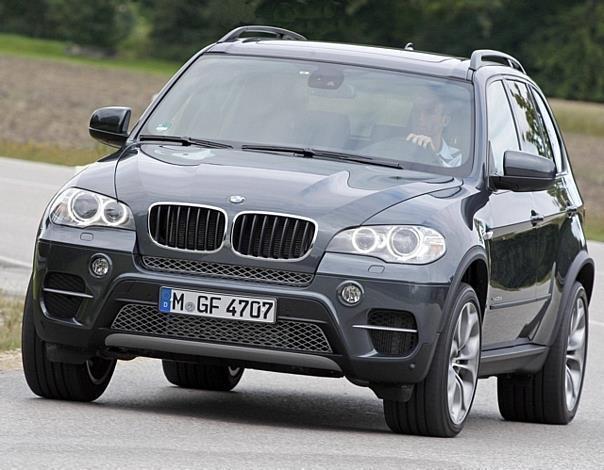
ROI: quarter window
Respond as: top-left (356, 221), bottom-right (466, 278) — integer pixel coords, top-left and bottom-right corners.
top-left (486, 81), bottom-right (519, 176)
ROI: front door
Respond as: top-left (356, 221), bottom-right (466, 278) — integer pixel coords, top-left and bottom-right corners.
top-left (481, 79), bottom-right (540, 348)
top-left (484, 191), bottom-right (538, 347)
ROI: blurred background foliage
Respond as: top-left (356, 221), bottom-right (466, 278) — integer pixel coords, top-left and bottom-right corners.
top-left (0, 0), bottom-right (602, 101)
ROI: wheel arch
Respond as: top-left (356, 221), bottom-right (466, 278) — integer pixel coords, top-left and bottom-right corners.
top-left (576, 260), bottom-right (595, 304)
top-left (545, 250), bottom-right (594, 347)
top-left (442, 246), bottom-right (489, 329)
top-left (460, 258), bottom-right (489, 319)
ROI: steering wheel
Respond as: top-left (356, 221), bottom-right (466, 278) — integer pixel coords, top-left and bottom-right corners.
top-left (360, 136), bottom-right (448, 168)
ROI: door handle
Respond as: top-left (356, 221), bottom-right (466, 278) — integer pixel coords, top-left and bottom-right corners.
top-left (530, 211), bottom-right (544, 226)
top-left (566, 205), bottom-right (578, 218)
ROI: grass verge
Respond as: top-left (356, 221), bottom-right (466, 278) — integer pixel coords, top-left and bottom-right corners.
top-left (585, 220), bottom-right (604, 242)
top-left (550, 99), bottom-right (604, 138)
top-left (0, 139), bottom-right (107, 166)
top-left (0, 33), bottom-right (177, 76)
top-left (0, 294), bottom-right (23, 352)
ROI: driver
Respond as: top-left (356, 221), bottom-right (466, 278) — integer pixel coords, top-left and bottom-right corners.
top-left (406, 90), bottom-right (462, 167)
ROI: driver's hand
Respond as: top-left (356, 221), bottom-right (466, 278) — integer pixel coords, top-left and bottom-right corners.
top-left (406, 133), bottom-right (436, 151)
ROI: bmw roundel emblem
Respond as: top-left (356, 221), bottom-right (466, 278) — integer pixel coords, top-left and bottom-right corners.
top-left (229, 195), bottom-right (246, 204)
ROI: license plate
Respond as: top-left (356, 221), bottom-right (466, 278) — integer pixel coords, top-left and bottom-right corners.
top-left (159, 287), bottom-right (277, 323)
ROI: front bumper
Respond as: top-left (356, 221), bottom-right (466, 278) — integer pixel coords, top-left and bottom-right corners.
top-left (32, 233), bottom-right (451, 386)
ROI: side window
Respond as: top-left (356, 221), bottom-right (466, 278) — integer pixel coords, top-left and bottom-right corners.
top-left (531, 89), bottom-right (563, 171)
top-left (486, 81), bottom-right (519, 175)
top-left (506, 81), bottom-right (550, 158)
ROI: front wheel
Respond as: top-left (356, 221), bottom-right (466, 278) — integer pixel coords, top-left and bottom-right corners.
top-left (21, 280), bottom-right (116, 401)
top-left (383, 283), bottom-right (482, 437)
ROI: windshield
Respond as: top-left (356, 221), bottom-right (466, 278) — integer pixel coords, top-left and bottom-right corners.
top-left (141, 54), bottom-right (474, 175)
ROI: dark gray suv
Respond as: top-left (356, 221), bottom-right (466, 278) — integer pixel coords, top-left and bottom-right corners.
top-left (22, 26), bottom-right (595, 437)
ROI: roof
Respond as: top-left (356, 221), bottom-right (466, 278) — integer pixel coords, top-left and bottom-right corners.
top-left (208, 40), bottom-right (472, 80)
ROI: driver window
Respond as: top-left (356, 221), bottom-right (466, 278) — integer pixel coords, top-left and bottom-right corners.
top-left (487, 81), bottom-right (519, 176)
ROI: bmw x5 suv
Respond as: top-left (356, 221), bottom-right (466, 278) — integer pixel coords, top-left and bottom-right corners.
top-left (22, 26), bottom-right (595, 437)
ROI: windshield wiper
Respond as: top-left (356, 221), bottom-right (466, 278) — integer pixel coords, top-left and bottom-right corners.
top-left (139, 134), bottom-right (232, 149)
top-left (311, 148), bottom-right (404, 169)
top-left (241, 144), bottom-right (315, 157)
top-left (241, 144), bottom-right (403, 169)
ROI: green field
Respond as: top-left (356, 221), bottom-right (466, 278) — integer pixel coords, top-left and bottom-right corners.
top-left (0, 139), bottom-right (107, 167)
top-left (0, 33), bottom-right (179, 75)
top-left (549, 99), bottom-right (604, 139)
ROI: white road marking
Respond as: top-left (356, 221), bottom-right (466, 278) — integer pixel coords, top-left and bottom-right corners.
top-left (590, 320), bottom-right (604, 328)
top-left (0, 254), bottom-right (31, 269)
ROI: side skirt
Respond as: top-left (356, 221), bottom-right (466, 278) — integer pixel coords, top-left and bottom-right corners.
top-left (478, 343), bottom-right (549, 378)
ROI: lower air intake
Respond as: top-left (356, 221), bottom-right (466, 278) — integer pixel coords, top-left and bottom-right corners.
top-left (367, 309), bottom-right (418, 356)
top-left (43, 272), bottom-right (87, 319)
top-left (112, 304), bottom-right (332, 353)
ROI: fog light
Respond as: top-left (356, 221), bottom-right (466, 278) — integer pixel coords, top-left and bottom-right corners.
top-left (338, 281), bottom-right (363, 306)
top-left (90, 255), bottom-right (111, 278)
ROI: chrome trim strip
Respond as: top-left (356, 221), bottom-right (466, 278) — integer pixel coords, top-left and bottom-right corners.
top-left (105, 334), bottom-right (342, 372)
top-left (42, 288), bottom-right (93, 299)
top-left (352, 325), bottom-right (418, 334)
top-left (230, 210), bottom-right (318, 262)
top-left (489, 293), bottom-right (551, 310)
top-left (147, 201), bottom-right (228, 254)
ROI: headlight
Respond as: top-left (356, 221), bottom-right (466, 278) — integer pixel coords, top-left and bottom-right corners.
top-left (49, 188), bottom-right (135, 230)
top-left (327, 225), bottom-right (445, 264)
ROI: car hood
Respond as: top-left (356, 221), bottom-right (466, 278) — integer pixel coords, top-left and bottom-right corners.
top-left (115, 144), bottom-right (461, 270)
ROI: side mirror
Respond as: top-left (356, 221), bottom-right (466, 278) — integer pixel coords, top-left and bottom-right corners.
top-left (89, 107), bottom-right (131, 147)
top-left (489, 150), bottom-right (556, 192)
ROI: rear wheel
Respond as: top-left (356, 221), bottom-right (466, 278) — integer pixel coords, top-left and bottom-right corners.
top-left (21, 280), bottom-right (116, 401)
top-left (383, 283), bottom-right (481, 437)
top-left (162, 360), bottom-right (244, 391)
top-left (497, 282), bottom-right (588, 424)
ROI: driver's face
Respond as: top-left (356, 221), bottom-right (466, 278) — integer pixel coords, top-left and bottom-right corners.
top-left (411, 97), bottom-right (447, 137)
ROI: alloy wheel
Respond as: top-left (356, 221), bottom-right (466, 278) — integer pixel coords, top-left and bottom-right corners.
top-left (86, 358), bottom-right (115, 385)
top-left (565, 296), bottom-right (587, 411)
top-left (447, 301), bottom-right (481, 424)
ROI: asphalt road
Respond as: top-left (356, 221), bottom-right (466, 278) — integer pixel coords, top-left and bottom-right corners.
top-left (0, 156), bottom-right (603, 468)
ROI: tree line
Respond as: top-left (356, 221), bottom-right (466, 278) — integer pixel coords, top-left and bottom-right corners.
top-left (1, 0), bottom-right (602, 102)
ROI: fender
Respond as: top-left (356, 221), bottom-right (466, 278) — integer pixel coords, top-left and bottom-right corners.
top-left (439, 245), bottom-right (489, 333)
top-left (540, 250), bottom-right (594, 347)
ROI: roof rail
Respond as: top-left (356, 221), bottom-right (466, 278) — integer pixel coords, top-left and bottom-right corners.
top-left (217, 25), bottom-right (307, 43)
top-left (469, 49), bottom-right (525, 74)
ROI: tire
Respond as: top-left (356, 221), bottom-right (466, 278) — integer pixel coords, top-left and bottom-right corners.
top-left (497, 282), bottom-right (588, 424)
top-left (384, 283), bottom-right (481, 437)
top-left (21, 280), bottom-right (116, 402)
top-left (162, 360), bottom-right (244, 391)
